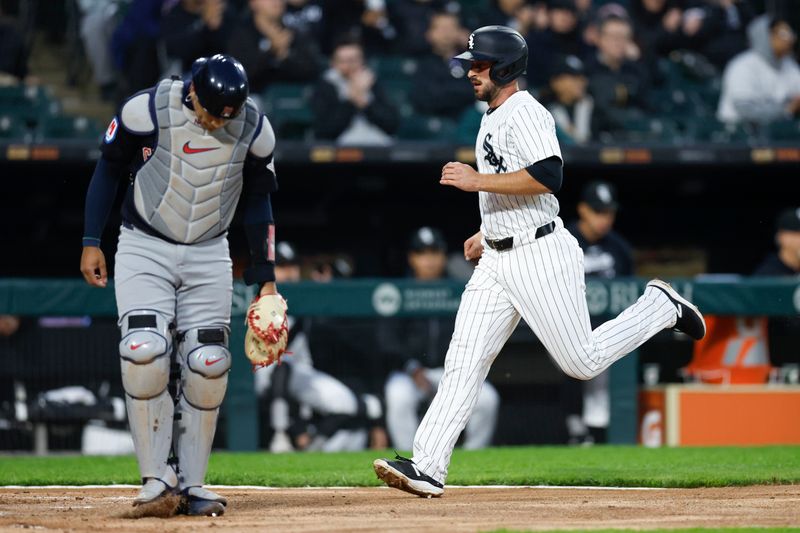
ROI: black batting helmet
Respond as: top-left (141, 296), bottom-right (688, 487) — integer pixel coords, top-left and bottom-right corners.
top-left (454, 26), bottom-right (528, 85)
top-left (191, 54), bottom-right (249, 119)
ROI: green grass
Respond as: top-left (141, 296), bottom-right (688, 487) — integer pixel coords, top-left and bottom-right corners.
top-left (1, 445), bottom-right (798, 487)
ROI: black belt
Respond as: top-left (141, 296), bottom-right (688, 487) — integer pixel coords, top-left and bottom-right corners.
top-left (485, 221), bottom-right (555, 251)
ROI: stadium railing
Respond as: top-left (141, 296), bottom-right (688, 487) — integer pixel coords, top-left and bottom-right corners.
top-left (0, 277), bottom-right (797, 451)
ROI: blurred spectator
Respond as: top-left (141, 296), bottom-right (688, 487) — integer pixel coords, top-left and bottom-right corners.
top-left (227, 0), bottom-right (322, 94)
top-left (753, 207), bottom-right (800, 276)
top-left (320, 0), bottom-right (397, 55)
top-left (409, 11), bottom-right (473, 119)
top-left (681, 0), bottom-right (755, 70)
top-left (717, 16), bottom-right (800, 124)
top-left (586, 14), bottom-right (652, 136)
top-left (568, 181), bottom-right (634, 279)
top-left (255, 242), bottom-right (384, 452)
top-left (630, 0), bottom-right (685, 63)
top-left (283, 0), bottom-right (325, 44)
top-left (390, 0), bottom-right (461, 56)
top-left (0, 315), bottom-right (20, 338)
top-left (540, 55), bottom-right (594, 144)
top-left (479, 0), bottom-right (537, 35)
top-left (78, 0), bottom-right (123, 100)
top-left (563, 181), bottom-right (633, 444)
top-left (110, 0), bottom-right (163, 96)
top-left (750, 207), bottom-right (800, 373)
top-left (0, 5), bottom-right (29, 82)
top-left (527, 0), bottom-right (591, 88)
top-left (311, 36), bottom-right (399, 145)
top-left (380, 227), bottom-right (499, 450)
top-left (161, 0), bottom-right (237, 73)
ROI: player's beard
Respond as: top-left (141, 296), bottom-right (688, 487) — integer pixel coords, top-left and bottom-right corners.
top-left (474, 81), bottom-right (500, 103)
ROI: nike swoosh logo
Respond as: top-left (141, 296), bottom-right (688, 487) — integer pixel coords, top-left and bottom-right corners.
top-left (130, 342), bottom-right (148, 351)
top-left (205, 357), bottom-right (225, 366)
top-left (183, 141), bottom-right (219, 155)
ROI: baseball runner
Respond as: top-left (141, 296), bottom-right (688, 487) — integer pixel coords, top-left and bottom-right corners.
top-left (373, 26), bottom-right (707, 497)
top-left (80, 54), bottom-right (285, 516)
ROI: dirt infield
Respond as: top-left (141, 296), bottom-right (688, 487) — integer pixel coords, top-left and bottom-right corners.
top-left (0, 485), bottom-right (798, 532)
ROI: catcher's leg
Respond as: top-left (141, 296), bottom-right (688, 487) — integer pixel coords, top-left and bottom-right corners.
top-left (174, 327), bottom-right (230, 516)
top-left (119, 309), bottom-right (178, 504)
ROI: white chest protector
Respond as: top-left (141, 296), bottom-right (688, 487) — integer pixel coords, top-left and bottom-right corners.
top-left (134, 79), bottom-right (259, 243)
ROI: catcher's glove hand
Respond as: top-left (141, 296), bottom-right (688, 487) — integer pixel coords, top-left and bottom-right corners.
top-left (244, 294), bottom-right (289, 369)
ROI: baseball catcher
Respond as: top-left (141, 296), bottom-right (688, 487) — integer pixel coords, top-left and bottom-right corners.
top-left (80, 54), bottom-right (284, 516)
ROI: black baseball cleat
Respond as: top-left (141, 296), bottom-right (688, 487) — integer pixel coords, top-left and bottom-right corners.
top-left (178, 487), bottom-right (227, 517)
top-left (373, 454), bottom-right (444, 498)
top-left (647, 279), bottom-right (706, 340)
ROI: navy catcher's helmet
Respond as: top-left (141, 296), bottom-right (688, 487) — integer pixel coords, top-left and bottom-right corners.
top-left (454, 26), bottom-right (528, 85)
top-left (191, 54), bottom-right (249, 119)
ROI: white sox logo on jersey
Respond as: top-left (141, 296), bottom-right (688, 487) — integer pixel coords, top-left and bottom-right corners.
top-left (482, 133), bottom-right (507, 173)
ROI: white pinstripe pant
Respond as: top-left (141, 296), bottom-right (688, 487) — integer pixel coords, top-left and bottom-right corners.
top-left (412, 219), bottom-right (676, 483)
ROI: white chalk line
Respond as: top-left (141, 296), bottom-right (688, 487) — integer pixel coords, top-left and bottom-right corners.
top-left (0, 484), bottom-right (667, 491)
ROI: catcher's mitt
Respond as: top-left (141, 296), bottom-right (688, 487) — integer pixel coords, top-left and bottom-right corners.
top-left (244, 294), bottom-right (289, 369)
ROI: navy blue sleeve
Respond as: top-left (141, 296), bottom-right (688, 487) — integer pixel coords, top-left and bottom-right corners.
top-left (82, 158), bottom-right (128, 247)
top-left (242, 192), bottom-right (276, 286)
top-left (524, 155), bottom-right (563, 193)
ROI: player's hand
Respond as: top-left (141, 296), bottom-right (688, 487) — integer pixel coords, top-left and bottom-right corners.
top-left (80, 246), bottom-right (107, 288)
top-left (412, 367), bottom-right (434, 395)
top-left (260, 281), bottom-right (278, 297)
top-left (464, 231), bottom-right (483, 261)
top-left (440, 162), bottom-right (482, 192)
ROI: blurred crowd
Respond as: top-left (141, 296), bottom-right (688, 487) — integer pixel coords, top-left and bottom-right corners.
top-left (1, 0), bottom-right (799, 144)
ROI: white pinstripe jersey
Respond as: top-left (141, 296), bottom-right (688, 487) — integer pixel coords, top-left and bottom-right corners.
top-left (475, 90), bottom-right (562, 240)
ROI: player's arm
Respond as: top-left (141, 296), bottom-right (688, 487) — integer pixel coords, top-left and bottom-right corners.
top-left (81, 93), bottom-right (154, 287)
top-left (243, 115), bottom-right (279, 297)
top-left (440, 159), bottom-right (562, 195)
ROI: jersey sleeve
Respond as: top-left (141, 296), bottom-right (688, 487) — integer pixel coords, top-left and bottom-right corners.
top-left (243, 115), bottom-right (278, 194)
top-left (99, 88), bottom-right (156, 164)
top-left (509, 104), bottom-right (563, 165)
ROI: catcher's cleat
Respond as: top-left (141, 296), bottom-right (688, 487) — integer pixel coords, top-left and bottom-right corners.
top-left (373, 455), bottom-right (444, 498)
top-left (178, 487), bottom-right (228, 517)
top-left (133, 474), bottom-right (177, 506)
top-left (647, 279), bottom-right (706, 341)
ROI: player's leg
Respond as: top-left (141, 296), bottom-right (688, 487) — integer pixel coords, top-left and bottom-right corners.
top-left (374, 253), bottom-right (520, 496)
top-left (172, 235), bottom-right (233, 516)
top-left (114, 227), bottom-right (179, 504)
top-left (505, 224), bottom-right (679, 379)
top-left (384, 370), bottom-right (423, 451)
top-left (423, 366), bottom-right (498, 449)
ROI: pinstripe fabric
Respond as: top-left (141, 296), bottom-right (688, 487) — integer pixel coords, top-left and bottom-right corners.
top-left (413, 224), bottom-right (676, 483)
top-left (477, 91), bottom-right (562, 240)
top-left (411, 90), bottom-right (678, 483)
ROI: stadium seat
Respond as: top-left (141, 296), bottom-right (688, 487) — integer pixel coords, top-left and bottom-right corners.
top-left (380, 79), bottom-right (414, 118)
top-left (261, 83), bottom-right (314, 140)
top-left (396, 115), bottom-right (457, 141)
top-left (765, 119), bottom-right (800, 142)
top-left (684, 118), bottom-right (753, 143)
top-left (456, 106), bottom-right (483, 145)
top-left (0, 114), bottom-right (33, 142)
top-left (370, 56), bottom-right (418, 79)
top-left (615, 116), bottom-right (681, 144)
top-left (37, 115), bottom-right (102, 141)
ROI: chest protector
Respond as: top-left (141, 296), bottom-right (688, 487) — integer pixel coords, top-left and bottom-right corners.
top-left (133, 79), bottom-right (259, 243)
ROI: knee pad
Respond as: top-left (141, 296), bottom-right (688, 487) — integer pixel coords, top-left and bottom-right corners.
top-left (120, 310), bottom-right (171, 399)
top-left (180, 327), bottom-right (231, 410)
